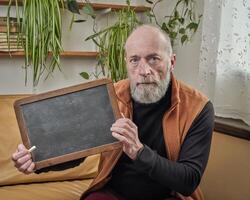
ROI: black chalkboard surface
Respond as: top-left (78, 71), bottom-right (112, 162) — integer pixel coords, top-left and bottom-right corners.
top-left (14, 79), bottom-right (122, 170)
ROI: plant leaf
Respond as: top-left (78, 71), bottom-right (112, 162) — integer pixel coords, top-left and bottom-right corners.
top-left (186, 22), bottom-right (198, 31)
top-left (181, 34), bottom-right (188, 44)
top-left (179, 28), bottom-right (185, 34)
top-left (82, 3), bottom-right (96, 19)
top-left (161, 22), bottom-right (170, 34)
top-left (80, 71), bottom-right (90, 79)
top-left (145, 0), bottom-right (153, 4)
top-left (170, 31), bottom-right (177, 39)
top-left (178, 17), bottom-right (184, 24)
top-left (174, 10), bottom-right (179, 18)
top-left (74, 19), bottom-right (86, 23)
top-left (67, 0), bottom-right (80, 14)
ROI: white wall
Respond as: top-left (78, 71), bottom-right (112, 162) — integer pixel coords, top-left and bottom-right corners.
top-left (0, 0), bottom-right (204, 94)
top-left (154, 0), bottom-right (204, 88)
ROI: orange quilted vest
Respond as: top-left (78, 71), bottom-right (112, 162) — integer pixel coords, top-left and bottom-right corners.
top-left (82, 74), bottom-right (208, 200)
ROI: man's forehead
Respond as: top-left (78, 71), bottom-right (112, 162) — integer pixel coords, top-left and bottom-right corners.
top-left (126, 32), bottom-right (161, 46)
top-left (125, 30), bottom-right (166, 55)
top-left (126, 49), bottom-right (162, 58)
top-left (125, 40), bottom-right (164, 57)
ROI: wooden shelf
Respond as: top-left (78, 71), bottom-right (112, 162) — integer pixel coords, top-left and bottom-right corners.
top-left (0, 51), bottom-right (99, 58)
top-left (0, 0), bottom-right (18, 5)
top-left (0, 1), bottom-right (150, 12)
top-left (78, 3), bottom-right (150, 12)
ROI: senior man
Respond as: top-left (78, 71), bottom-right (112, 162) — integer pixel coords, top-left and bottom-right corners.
top-left (12, 25), bottom-right (214, 200)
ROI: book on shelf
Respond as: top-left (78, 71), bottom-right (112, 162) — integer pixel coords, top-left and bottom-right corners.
top-left (0, 49), bottom-right (23, 52)
top-left (0, 17), bottom-right (21, 24)
top-left (0, 17), bottom-right (21, 35)
top-left (0, 39), bottom-right (24, 43)
top-left (0, 42), bottom-right (23, 51)
top-left (0, 33), bottom-right (23, 38)
top-left (0, 25), bottom-right (19, 33)
top-left (0, 33), bottom-right (25, 44)
top-left (0, 43), bottom-right (22, 48)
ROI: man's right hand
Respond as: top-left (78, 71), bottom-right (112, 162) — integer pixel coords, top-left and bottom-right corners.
top-left (12, 144), bottom-right (35, 174)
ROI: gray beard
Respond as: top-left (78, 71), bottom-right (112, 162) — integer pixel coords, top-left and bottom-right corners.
top-left (130, 72), bottom-right (171, 104)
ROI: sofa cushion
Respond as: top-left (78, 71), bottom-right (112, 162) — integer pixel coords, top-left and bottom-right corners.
top-left (0, 178), bottom-right (93, 200)
top-left (0, 95), bottom-right (100, 186)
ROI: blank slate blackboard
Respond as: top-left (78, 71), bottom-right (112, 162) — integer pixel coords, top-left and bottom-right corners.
top-left (14, 79), bottom-right (122, 170)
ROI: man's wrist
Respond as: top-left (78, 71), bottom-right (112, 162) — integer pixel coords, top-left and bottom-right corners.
top-left (135, 144), bottom-right (144, 160)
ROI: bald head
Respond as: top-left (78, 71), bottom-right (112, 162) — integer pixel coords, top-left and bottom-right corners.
top-left (125, 24), bottom-right (173, 57)
top-left (124, 24), bottom-right (176, 104)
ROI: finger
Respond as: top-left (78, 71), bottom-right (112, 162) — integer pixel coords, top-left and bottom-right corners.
top-left (114, 118), bottom-right (137, 130)
top-left (112, 132), bottom-right (130, 145)
top-left (25, 162), bottom-right (35, 174)
top-left (11, 149), bottom-right (18, 161)
top-left (12, 150), bottom-right (29, 161)
top-left (19, 159), bottom-right (32, 172)
top-left (112, 122), bottom-right (136, 136)
top-left (112, 132), bottom-right (134, 158)
top-left (17, 144), bottom-right (28, 152)
top-left (16, 154), bottom-right (32, 167)
top-left (125, 119), bottom-right (137, 130)
top-left (111, 126), bottom-right (135, 143)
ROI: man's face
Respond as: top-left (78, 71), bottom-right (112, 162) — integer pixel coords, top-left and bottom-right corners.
top-left (125, 30), bottom-right (174, 104)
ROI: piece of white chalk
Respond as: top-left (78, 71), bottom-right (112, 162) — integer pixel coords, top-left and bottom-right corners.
top-left (28, 146), bottom-right (36, 153)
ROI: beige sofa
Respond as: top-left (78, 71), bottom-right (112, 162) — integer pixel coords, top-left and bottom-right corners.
top-left (1, 95), bottom-right (249, 200)
top-left (0, 95), bottom-right (100, 200)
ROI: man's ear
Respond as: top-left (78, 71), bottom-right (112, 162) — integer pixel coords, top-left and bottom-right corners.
top-left (170, 54), bottom-right (176, 71)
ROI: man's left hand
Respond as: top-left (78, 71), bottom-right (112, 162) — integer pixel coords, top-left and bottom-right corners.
top-left (111, 117), bottom-right (143, 160)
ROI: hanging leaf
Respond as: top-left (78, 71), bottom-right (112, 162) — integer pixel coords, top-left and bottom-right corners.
top-left (169, 31), bottom-right (178, 39)
top-left (126, 0), bottom-right (131, 6)
top-left (179, 28), bottom-right (186, 34)
top-left (161, 22), bottom-right (170, 34)
top-left (82, 3), bottom-right (96, 19)
top-left (184, 8), bottom-right (189, 16)
top-left (145, 0), bottom-right (154, 4)
top-left (74, 19), bottom-right (86, 23)
top-left (174, 10), bottom-right (179, 18)
top-left (184, 0), bottom-right (189, 6)
top-left (67, 0), bottom-right (80, 14)
top-left (186, 22), bottom-right (198, 31)
top-left (178, 17), bottom-right (185, 24)
top-left (181, 35), bottom-right (188, 44)
top-left (80, 72), bottom-right (90, 79)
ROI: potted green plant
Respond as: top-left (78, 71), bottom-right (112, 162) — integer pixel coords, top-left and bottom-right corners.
top-left (74, 0), bottom-right (139, 82)
top-left (80, 0), bottom-right (201, 82)
top-left (146, 0), bottom-right (202, 45)
top-left (6, 0), bottom-right (76, 87)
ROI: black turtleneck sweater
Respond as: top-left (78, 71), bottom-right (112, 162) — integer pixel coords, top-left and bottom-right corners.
top-left (106, 84), bottom-right (214, 200)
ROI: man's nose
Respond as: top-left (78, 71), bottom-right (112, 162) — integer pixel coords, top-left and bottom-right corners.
top-left (139, 60), bottom-right (152, 77)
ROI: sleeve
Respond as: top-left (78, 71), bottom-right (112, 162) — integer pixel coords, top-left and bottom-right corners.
top-left (133, 101), bottom-right (214, 196)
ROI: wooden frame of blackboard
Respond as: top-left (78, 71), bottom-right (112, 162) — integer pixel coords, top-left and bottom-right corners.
top-left (14, 78), bottom-right (122, 170)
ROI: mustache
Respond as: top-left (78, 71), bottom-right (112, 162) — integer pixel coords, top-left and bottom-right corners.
top-left (136, 77), bottom-right (159, 85)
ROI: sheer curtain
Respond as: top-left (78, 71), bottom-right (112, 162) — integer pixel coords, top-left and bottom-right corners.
top-left (199, 0), bottom-right (250, 125)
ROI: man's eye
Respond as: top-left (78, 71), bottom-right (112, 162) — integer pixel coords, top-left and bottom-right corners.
top-left (130, 58), bottom-right (138, 65)
top-left (148, 57), bottom-right (159, 65)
